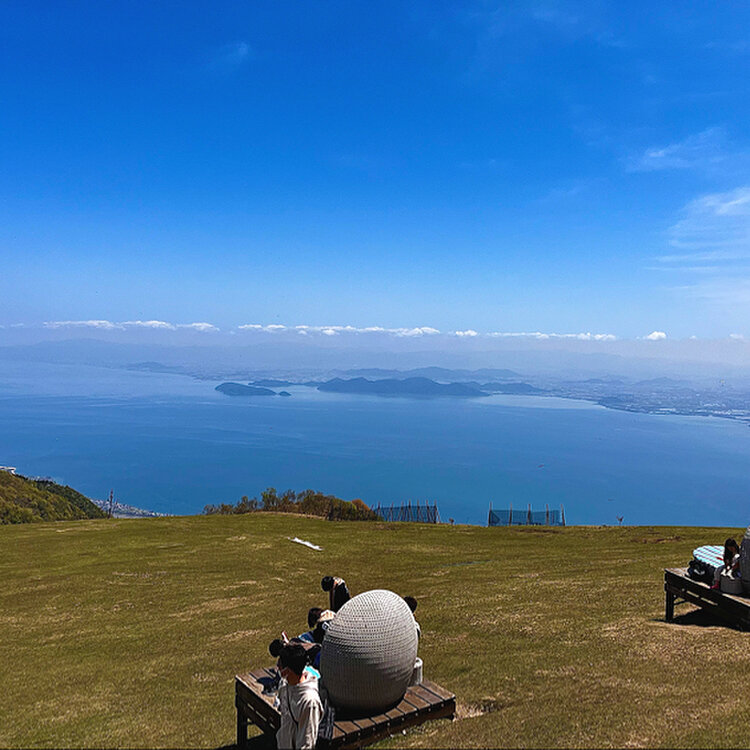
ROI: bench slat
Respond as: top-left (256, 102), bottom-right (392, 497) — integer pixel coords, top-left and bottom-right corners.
top-left (335, 720), bottom-right (360, 736)
top-left (402, 687), bottom-right (432, 711)
top-left (352, 716), bottom-right (377, 730)
top-left (411, 684), bottom-right (444, 708)
top-left (420, 679), bottom-right (456, 703)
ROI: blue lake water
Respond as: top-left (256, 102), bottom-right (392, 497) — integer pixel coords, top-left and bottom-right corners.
top-left (1, 360), bottom-right (749, 526)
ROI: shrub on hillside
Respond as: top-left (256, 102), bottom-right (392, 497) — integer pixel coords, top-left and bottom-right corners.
top-left (0, 472), bottom-right (107, 524)
top-left (203, 488), bottom-right (378, 521)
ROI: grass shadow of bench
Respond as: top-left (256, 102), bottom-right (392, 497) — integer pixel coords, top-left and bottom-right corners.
top-left (656, 608), bottom-right (739, 629)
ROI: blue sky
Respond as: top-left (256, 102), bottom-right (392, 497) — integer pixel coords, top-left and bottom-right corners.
top-left (2, 1), bottom-right (750, 341)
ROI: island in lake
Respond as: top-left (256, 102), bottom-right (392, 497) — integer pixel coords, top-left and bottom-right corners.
top-left (215, 382), bottom-right (276, 396)
top-left (317, 377), bottom-right (488, 397)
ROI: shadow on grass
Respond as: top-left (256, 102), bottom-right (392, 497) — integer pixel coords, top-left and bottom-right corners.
top-left (658, 609), bottom-right (738, 629)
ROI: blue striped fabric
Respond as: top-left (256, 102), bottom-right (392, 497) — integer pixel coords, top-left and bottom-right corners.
top-left (693, 545), bottom-right (724, 573)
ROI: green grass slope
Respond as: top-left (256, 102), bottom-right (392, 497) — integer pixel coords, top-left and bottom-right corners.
top-left (1, 515), bottom-right (748, 748)
top-left (0, 472), bottom-right (107, 523)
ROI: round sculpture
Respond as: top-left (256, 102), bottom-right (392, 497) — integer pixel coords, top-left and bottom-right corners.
top-left (320, 589), bottom-right (418, 714)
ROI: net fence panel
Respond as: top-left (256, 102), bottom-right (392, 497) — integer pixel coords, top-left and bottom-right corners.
top-left (373, 505), bottom-right (440, 523)
top-left (488, 508), bottom-right (564, 526)
top-left (528, 510), bottom-right (543, 525)
top-left (488, 509), bottom-right (509, 526)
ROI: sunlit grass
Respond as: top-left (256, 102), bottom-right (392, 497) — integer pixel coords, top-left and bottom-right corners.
top-left (1, 515), bottom-right (747, 748)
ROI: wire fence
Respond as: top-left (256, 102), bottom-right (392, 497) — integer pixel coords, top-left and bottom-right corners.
top-left (372, 502), bottom-right (441, 523)
top-left (488, 505), bottom-right (565, 527)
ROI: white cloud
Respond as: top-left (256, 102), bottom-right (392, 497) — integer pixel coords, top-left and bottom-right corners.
top-left (240, 324), bottom-right (441, 337)
top-left (645, 331), bottom-right (667, 341)
top-left (28, 319), bottom-right (623, 342)
top-left (122, 320), bottom-right (176, 330)
top-left (486, 331), bottom-right (616, 341)
top-left (627, 127), bottom-right (737, 173)
top-left (239, 323), bottom-right (289, 333)
top-left (654, 187), bottom-right (750, 305)
top-left (233, 323), bottom-right (621, 340)
top-left (668, 186), bottom-right (750, 256)
top-left (178, 322), bottom-right (219, 332)
top-left (42, 319), bottom-right (219, 332)
top-left (729, 333), bottom-right (745, 340)
top-left (44, 320), bottom-right (124, 330)
top-left (393, 327), bottom-right (440, 337)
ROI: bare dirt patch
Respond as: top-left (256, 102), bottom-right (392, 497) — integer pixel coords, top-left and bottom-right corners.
top-left (210, 628), bottom-right (262, 644)
top-left (172, 596), bottom-right (253, 620)
top-left (456, 697), bottom-right (507, 719)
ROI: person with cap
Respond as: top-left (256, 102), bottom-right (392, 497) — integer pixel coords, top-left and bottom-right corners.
top-left (321, 575), bottom-right (351, 612)
top-left (276, 642), bottom-right (323, 750)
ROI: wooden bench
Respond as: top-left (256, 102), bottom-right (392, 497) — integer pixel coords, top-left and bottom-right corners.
top-left (664, 567), bottom-right (750, 630)
top-left (235, 668), bottom-right (456, 749)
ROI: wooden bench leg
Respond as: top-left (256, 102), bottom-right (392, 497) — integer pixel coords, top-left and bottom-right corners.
top-left (236, 702), bottom-right (248, 749)
top-left (665, 589), bottom-right (675, 622)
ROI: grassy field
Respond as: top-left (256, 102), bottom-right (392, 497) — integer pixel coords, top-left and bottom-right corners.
top-left (2, 514), bottom-right (749, 749)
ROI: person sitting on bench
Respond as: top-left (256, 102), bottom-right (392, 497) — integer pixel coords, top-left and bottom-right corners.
top-left (295, 607), bottom-right (324, 643)
top-left (276, 643), bottom-right (323, 750)
top-left (308, 610), bottom-right (334, 668)
top-left (712, 538), bottom-right (741, 589)
top-left (321, 575), bottom-right (350, 612)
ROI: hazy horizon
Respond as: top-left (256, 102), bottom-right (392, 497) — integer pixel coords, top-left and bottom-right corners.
top-left (4, 325), bottom-right (750, 381)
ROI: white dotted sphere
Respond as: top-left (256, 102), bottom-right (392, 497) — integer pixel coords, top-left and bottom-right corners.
top-left (320, 589), bottom-right (418, 714)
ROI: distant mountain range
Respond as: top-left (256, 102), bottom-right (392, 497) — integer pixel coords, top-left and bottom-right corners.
top-left (342, 366), bottom-right (523, 381)
top-left (317, 377), bottom-right (488, 397)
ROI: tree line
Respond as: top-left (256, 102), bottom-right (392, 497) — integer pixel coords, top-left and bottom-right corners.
top-left (203, 487), bottom-right (379, 521)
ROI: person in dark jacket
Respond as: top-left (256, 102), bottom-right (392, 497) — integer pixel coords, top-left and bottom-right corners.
top-left (321, 575), bottom-right (351, 612)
